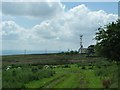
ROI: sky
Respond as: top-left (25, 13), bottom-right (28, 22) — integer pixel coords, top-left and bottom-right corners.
top-left (1, 1), bottom-right (118, 51)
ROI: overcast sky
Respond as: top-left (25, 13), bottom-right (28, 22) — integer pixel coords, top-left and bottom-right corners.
top-left (1, 1), bottom-right (118, 51)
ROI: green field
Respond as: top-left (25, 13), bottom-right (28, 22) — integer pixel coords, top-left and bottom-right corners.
top-left (2, 54), bottom-right (119, 89)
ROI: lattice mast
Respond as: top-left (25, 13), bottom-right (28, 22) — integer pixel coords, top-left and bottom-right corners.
top-left (79, 35), bottom-right (83, 53)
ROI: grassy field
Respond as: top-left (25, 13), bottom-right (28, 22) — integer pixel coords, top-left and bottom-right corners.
top-left (25, 64), bottom-right (118, 88)
top-left (2, 54), bottom-right (119, 89)
top-left (2, 54), bottom-right (100, 67)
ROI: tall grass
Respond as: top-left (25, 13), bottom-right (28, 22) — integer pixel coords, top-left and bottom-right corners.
top-left (2, 65), bottom-right (55, 88)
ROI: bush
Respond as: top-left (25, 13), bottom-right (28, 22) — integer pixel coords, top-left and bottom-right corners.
top-left (88, 67), bottom-right (93, 69)
top-left (38, 65), bottom-right (43, 69)
top-left (64, 65), bottom-right (70, 68)
top-left (89, 63), bottom-right (92, 66)
top-left (12, 70), bottom-right (17, 76)
top-left (31, 67), bottom-right (38, 73)
top-left (97, 66), bottom-right (101, 68)
top-left (77, 64), bottom-right (81, 67)
top-left (81, 66), bottom-right (86, 69)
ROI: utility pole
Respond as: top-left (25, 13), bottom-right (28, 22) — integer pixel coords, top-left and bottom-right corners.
top-left (24, 49), bottom-right (26, 56)
top-left (59, 47), bottom-right (61, 53)
top-left (45, 48), bottom-right (47, 54)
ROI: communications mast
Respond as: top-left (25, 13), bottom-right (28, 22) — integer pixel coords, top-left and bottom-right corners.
top-left (78, 35), bottom-right (83, 53)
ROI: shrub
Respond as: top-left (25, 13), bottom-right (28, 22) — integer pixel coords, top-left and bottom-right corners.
top-left (12, 70), bottom-right (17, 76)
top-left (38, 65), bottom-right (43, 69)
top-left (97, 66), bottom-right (101, 68)
top-left (31, 67), bottom-right (38, 73)
top-left (81, 66), bottom-right (86, 69)
top-left (89, 63), bottom-right (92, 66)
top-left (64, 64), bottom-right (70, 68)
top-left (88, 67), bottom-right (93, 69)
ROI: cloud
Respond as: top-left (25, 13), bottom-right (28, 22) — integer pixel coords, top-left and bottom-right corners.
top-left (2, 2), bottom-right (65, 19)
top-left (31, 4), bottom-right (117, 47)
top-left (2, 3), bottom-right (118, 50)
top-left (2, 21), bottom-right (23, 40)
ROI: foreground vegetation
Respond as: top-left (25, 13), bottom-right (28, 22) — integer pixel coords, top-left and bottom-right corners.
top-left (2, 54), bottom-right (119, 89)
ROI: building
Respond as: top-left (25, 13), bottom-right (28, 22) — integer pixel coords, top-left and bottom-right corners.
top-left (78, 48), bottom-right (87, 54)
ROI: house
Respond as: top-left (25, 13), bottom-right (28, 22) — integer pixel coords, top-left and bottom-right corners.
top-left (78, 48), bottom-right (87, 54)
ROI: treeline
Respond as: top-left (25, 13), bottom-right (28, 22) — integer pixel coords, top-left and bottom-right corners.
top-left (60, 50), bottom-right (79, 55)
top-left (95, 19), bottom-right (120, 63)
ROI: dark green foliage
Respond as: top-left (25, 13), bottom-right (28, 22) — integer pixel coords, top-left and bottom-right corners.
top-left (81, 66), bottom-right (86, 69)
top-left (63, 50), bottom-right (79, 55)
top-left (95, 19), bottom-right (120, 62)
top-left (87, 45), bottom-right (95, 56)
top-left (38, 65), bottom-right (43, 69)
top-left (31, 67), bottom-right (38, 73)
top-left (12, 70), bottom-right (17, 76)
top-left (89, 63), bottom-right (92, 66)
top-left (88, 66), bottom-right (93, 69)
top-left (97, 66), bottom-right (101, 69)
top-left (69, 50), bottom-right (79, 54)
top-left (62, 64), bottom-right (70, 68)
top-left (77, 64), bottom-right (81, 67)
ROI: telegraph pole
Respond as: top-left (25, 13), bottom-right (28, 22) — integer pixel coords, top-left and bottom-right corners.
top-left (45, 48), bottom-right (47, 54)
top-left (24, 49), bottom-right (27, 57)
top-left (24, 49), bottom-right (26, 55)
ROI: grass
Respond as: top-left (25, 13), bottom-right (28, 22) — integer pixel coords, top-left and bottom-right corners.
top-left (25, 64), bottom-right (83, 88)
top-left (25, 65), bottom-right (104, 88)
top-left (83, 69), bottom-right (102, 88)
top-left (2, 54), bottom-right (119, 89)
top-left (25, 73), bottom-right (66, 88)
top-left (44, 74), bottom-right (67, 88)
top-left (54, 73), bottom-right (77, 88)
top-left (2, 54), bottom-right (100, 67)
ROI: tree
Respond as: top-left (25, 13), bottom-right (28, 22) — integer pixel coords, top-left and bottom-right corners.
top-left (87, 45), bottom-right (95, 56)
top-left (95, 19), bottom-right (120, 62)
